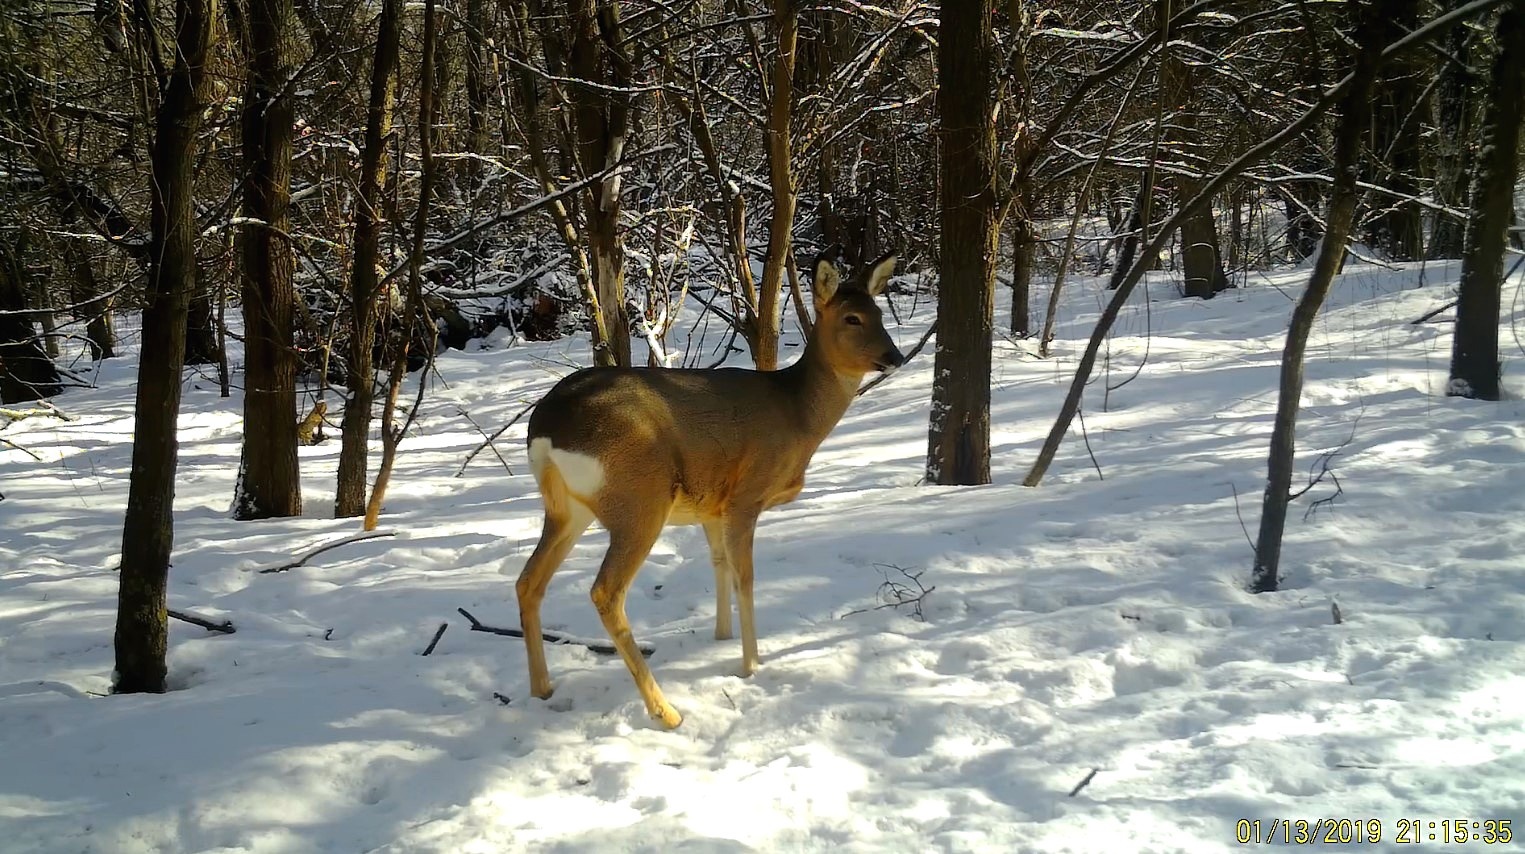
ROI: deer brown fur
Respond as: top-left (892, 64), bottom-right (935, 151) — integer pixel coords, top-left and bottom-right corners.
top-left (515, 253), bottom-right (904, 728)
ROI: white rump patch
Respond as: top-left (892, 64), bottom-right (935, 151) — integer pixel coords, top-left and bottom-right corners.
top-left (528, 436), bottom-right (605, 496)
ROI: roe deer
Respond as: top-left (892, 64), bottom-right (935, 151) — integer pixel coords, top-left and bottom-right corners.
top-left (514, 252), bottom-right (905, 728)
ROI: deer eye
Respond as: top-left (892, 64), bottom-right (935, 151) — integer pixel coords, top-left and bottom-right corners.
top-left (844, 315), bottom-right (863, 326)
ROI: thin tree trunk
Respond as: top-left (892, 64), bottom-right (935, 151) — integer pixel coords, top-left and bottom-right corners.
top-left (233, 0), bottom-right (302, 520)
top-left (63, 243), bottom-right (117, 359)
top-left (0, 245), bottom-right (61, 403)
top-left (365, 0), bottom-right (440, 531)
top-left (464, 0), bottom-right (490, 187)
top-left (335, 0), bottom-right (401, 518)
top-left (1367, 0), bottom-right (1426, 261)
top-left (114, 0), bottom-right (213, 693)
top-left (184, 260), bottom-right (221, 365)
top-left (755, 0), bottom-right (798, 371)
top-left (33, 278), bottom-right (60, 360)
top-left (507, 1), bottom-right (607, 357)
top-left (926, 0), bottom-right (997, 486)
top-left (1010, 213), bottom-right (1035, 337)
top-left (1160, 0), bottom-right (1229, 298)
top-left (1252, 0), bottom-right (1380, 594)
top-left (1447, 0), bottom-right (1524, 401)
top-left (566, 0), bottom-right (631, 368)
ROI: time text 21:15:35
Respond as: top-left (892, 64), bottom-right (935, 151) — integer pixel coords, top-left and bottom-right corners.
top-left (1235, 818), bottom-right (1512, 845)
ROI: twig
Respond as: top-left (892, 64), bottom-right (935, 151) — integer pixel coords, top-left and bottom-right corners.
top-left (456, 399), bottom-right (537, 477)
top-left (1229, 482), bottom-right (1256, 553)
top-left (168, 608), bottom-right (235, 634)
top-left (1408, 299), bottom-right (1457, 325)
top-left (1068, 768), bottom-right (1100, 797)
top-left (0, 436), bottom-right (42, 461)
top-left (453, 405), bottom-right (514, 475)
top-left (421, 622), bottom-right (449, 655)
top-left (257, 531), bottom-right (397, 573)
top-left (492, 691), bottom-right (512, 705)
top-left (1076, 404), bottom-right (1104, 481)
top-left (1331, 601), bottom-right (1343, 625)
top-left (455, 607), bottom-right (652, 657)
top-left (840, 564), bottom-right (935, 621)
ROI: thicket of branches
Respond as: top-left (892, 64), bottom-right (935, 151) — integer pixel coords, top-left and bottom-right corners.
top-left (1, 0), bottom-right (1521, 688)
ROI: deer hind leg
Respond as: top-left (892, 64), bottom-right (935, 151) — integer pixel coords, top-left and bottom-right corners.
top-left (590, 500), bottom-right (682, 728)
top-left (516, 495), bottom-right (594, 700)
top-left (702, 518), bottom-right (735, 640)
top-left (723, 511), bottom-right (762, 677)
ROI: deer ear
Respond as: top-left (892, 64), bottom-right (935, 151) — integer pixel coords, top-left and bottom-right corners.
top-left (812, 256), bottom-right (842, 309)
top-left (863, 252), bottom-right (897, 296)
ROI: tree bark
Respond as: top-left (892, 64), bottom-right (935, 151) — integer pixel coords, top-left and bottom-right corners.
top-left (0, 244), bottom-right (61, 404)
top-left (114, 0), bottom-right (213, 693)
top-left (365, 0), bottom-right (440, 531)
top-left (335, 0), bottom-right (401, 518)
top-left (1010, 213), bottom-right (1036, 337)
top-left (1366, 0), bottom-right (1426, 261)
top-left (233, 0), bottom-right (302, 520)
top-left (1252, 0), bottom-right (1380, 594)
top-left (1160, 0), bottom-right (1229, 298)
top-left (1447, 0), bottom-right (1524, 402)
top-left (184, 260), bottom-right (222, 365)
top-left (926, 0), bottom-right (997, 486)
top-left (755, 0), bottom-right (798, 371)
top-left (464, 0), bottom-right (491, 188)
top-left (566, 0), bottom-right (631, 368)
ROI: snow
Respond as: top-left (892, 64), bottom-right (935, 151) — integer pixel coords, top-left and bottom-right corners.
top-left (3, 258), bottom-right (1524, 852)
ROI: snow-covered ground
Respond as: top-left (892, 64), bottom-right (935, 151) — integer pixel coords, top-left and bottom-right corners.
top-left (2, 258), bottom-right (1523, 853)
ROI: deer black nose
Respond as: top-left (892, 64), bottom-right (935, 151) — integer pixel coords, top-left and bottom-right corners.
top-left (880, 348), bottom-right (906, 370)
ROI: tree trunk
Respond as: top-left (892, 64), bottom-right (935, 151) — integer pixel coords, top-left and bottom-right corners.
top-left (1010, 213), bottom-right (1036, 337)
top-left (114, 0), bottom-right (213, 694)
top-left (755, 0), bottom-right (798, 371)
top-left (335, 0), bottom-right (401, 518)
top-left (1107, 184), bottom-right (1151, 290)
top-left (1366, 0), bottom-right (1426, 261)
top-left (1160, 0), bottom-right (1229, 299)
top-left (1448, 0), bottom-right (1524, 402)
top-left (0, 245), bottom-right (61, 403)
top-left (1252, 0), bottom-right (1379, 595)
top-left (1429, 0), bottom-right (1479, 260)
top-left (566, 0), bottom-right (631, 368)
top-left (463, 0), bottom-right (490, 188)
top-left (61, 242), bottom-right (117, 360)
top-left (184, 259), bottom-right (222, 365)
top-left (34, 280), bottom-right (60, 360)
top-left (233, 0), bottom-right (302, 520)
top-left (926, 0), bottom-right (997, 486)
top-left (365, 0), bottom-right (440, 531)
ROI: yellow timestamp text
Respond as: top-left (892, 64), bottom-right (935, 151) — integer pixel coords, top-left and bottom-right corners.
top-left (1235, 818), bottom-right (1512, 845)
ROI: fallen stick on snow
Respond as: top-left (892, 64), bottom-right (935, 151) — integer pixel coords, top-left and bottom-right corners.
top-left (455, 607), bottom-right (651, 658)
top-left (421, 622), bottom-right (449, 656)
top-left (0, 402), bottom-right (75, 424)
top-left (1067, 768), bottom-right (1099, 798)
top-left (258, 530), bottom-right (396, 574)
top-left (168, 608), bottom-right (235, 634)
top-left (1408, 299), bottom-right (1457, 325)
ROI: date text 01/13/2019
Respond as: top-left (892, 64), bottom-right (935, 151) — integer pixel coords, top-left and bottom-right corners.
top-left (1235, 818), bottom-right (1512, 845)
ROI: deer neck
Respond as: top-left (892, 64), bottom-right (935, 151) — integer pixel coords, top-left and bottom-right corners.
top-left (784, 335), bottom-right (864, 438)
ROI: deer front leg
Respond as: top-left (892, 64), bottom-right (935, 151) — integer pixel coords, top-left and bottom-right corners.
top-left (722, 510), bottom-right (762, 677)
top-left (702, 518), bottom-right (734, 640)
